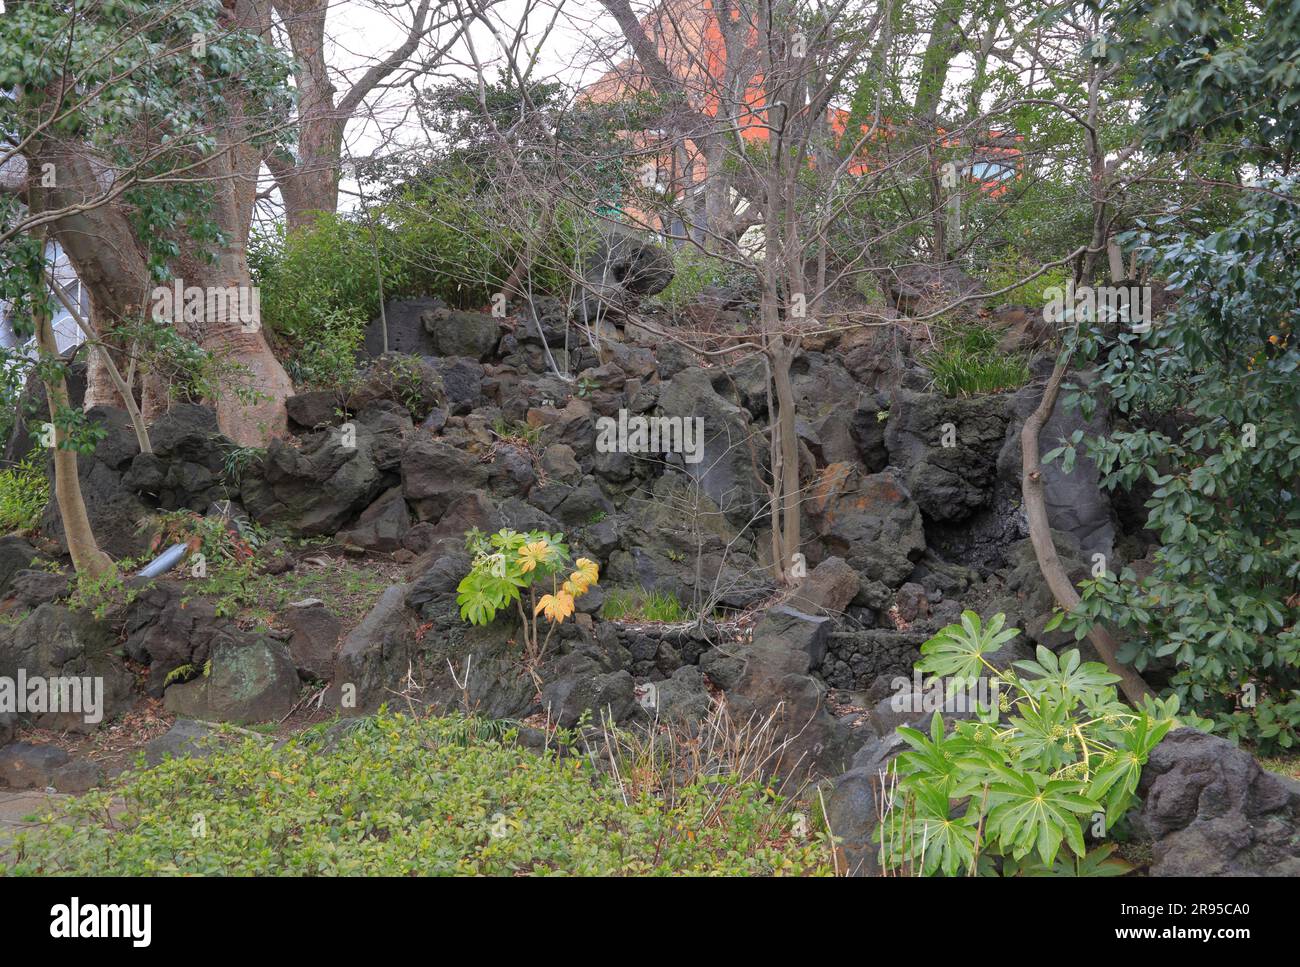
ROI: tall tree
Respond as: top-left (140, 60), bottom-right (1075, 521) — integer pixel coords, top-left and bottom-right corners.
top-left (2, 0), bottom-right (298, 444)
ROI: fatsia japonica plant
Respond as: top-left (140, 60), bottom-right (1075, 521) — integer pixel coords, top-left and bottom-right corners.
top-left (877, 613), bottom-right (1188, 877)
top-left (456, 528), bottom-right (600, 665)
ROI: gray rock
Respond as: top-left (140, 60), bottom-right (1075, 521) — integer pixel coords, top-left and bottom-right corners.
top-left (5, 570), bottom-right (70, 609)
top-left (429, 310), bottom-right (501, 361)
top-left (0, 741), bottom-right (69, 787)
top-left (884, 389), bottom-right (1010, 523)
top-left (541, 663), bottom-right (635, 729)
top-left (818, 629), bottom-right (925, 691)
top-left (578, 227), bottom-right (674, 323)
top-left (0, 604), bottom-right (135, 732)
top-left (539, 443), bottom-right (582, 483)
top-left (725, 638), bottom-right (851, 782)
top-left (122, 579), bottom-right (244, 697)
top-left (825, 691), bottom-right (985, 875)
top-left (279, 600), bottom-right (341, 681)
top-left (39, 406), bottom-right (152, 559)
top-left (429, 356), bottom-right (485, 414)
top-left (164, 635), bottom-right (299, 724)
top-left (997, 373), bottom-right (1116, 561)
top-left (328, 585), bottom-right (419, 714)
top-left (0, 535), bottom-right (38, 600)
top-left (285, 390), bottom-right (341, 431)
top-left (50, 758), bottom-right (103, 794)
top-left (1135, 728), bottom-right (1300, 877)
top-left (752, 605), bottom-right (831, 667)
top-left (699, 647), bottom-right (745, 691)
top-left (789, 556), bottom-right (859, 615)
top-left (142, 719), bottom-right (221, 767)
top-left (807, 464), bottom-right (926, 588)
top-left (339, 486), bottom-right (411, 552)
top-left (346, 354), bottom-right (445, 422)
top-left (652, 665), bottom-right (712, 725)
top-left (655, 367), bottom-right (765, 526)
top-left (241, 424), bottom-right (385, 535)
top-left (402, 436), bottom-right (490, 522)
top-left (363, 297), bottom-right (444, 357)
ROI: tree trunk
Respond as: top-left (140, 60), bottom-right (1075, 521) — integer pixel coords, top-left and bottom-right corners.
top-left (769, 338), bottom-right (801, 584)
top-left (1021, 359), bottom-right (1153, 704)
top-left (184, 249), bottom-right (293, 446)
top-left (34, 299), bottom-right (114, 579)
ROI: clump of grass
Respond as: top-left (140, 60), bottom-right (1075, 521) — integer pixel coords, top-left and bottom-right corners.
top-left (923, 324), bottom-right (1030, 397)
top-left (601, 587), bottom-right (692, 623)
top-left (0, 455), bottom-right (49, 534)
top-left (491, 417), bottom-right (541, 446)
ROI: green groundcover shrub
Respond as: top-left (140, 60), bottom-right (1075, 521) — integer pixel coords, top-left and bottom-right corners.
top-left (3, 712), bottom-right (831, 876)
top-left (0, 454), bottom-right (48, 533)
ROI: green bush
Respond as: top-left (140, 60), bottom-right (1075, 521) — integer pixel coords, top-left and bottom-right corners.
top-left (653, 246), bottom-right (747, 314)
top-left (2, 711), bottom-right (830, 876)
top-left (878, 613), bottom-right (1187, 876)
top-left (982, 253), bottom-right (1070, 310)
top-left (922, 324), bottom-right (1030, 397)
top-left (0, 455), bottom-right (48, 533)
top-left (1060, 186), bottom-right (1300, 751)
top-left (250, 164), bottom-right (588, 388)
top-left (249, 215), bottom-right (396, 389)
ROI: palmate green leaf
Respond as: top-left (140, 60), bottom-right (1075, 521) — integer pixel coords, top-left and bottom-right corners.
top-left (907, 785), bottom-right (981, 877)
top-left (1005, 843), bottom-right (1133, 877)
top-left (985, 769), bottom-right (1099, 867)
top-left (918, 611), bottom-right (1022, 680)
top-left (1088, 712), bottom-right (1175, 822)
top-left (1013, 646), bottom-right (1119, 702)
top-left (1005, 693), bottom-right (1075, 770)
top-left (455, 570), bottom-right (520, 625)
top-left (893, 714), bottom-right (972, 794)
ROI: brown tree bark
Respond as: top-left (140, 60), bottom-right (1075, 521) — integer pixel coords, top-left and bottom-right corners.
top-left (34, 298), bottom-right (114, 579)
top-left (266, 0), bottom-right (437, 230)
top-left (1021, 358), bottom-right (1153, 704)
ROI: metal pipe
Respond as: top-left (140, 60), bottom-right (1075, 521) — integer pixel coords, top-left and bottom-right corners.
top-left (135, 542), bottom-right (190, 578)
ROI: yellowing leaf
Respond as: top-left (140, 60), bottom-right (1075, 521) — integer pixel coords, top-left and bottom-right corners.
top-left (573, 558), bottom-right (599, 586)
top-left (534, 590), bottom-right (575, 623)
top-left (518, 541), bottom-right (552, 574)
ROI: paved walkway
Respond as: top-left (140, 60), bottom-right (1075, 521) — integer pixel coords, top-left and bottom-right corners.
top-left (0, 788), bottom-right (65, 861)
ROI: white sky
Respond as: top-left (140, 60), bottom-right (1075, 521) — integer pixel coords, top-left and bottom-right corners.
top-left (323, 0), bottom-right (615, 211)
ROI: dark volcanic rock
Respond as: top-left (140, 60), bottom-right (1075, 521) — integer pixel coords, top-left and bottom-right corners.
top-left (807, 464), bottom-right (925, 588)
top-left (0, 604), bottom-right (135, 732)
top-left (163, 634), bottom-right (299, 724)
top-left (240, 423), bottom-right (385, 535)
top-left (655, 367), bottom-right (765, 526)
top-left (0, 535), bottom-right (38, 599)
top-left (38, 406), bottom-right (152, 559)
top-left (122, 579), bottom-right (244, 697)
top-left (363, 297), bottom-right (444, 357)
top-left (884, 389), bottom-right (1010, 523)
top-left (724, 636), bottom-right (852, 782)
top-left (279, 599), bottom-right (342, 681)
top-left (1134, 728), bottom-right (1300, 877)
top-left (339, 486), bottom-right (412, 552)
top-left (285, 390), bottom-right (342, 431)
